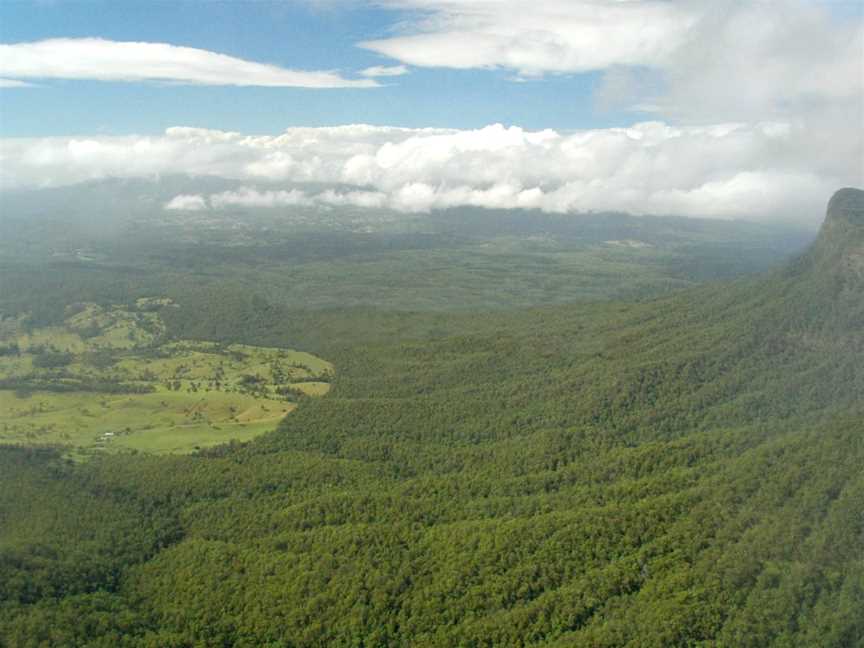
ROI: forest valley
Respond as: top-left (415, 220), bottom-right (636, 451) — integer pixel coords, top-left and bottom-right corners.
top-left (0, 188), bottom-right (862, 647)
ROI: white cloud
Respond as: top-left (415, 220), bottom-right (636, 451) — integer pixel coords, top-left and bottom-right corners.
top-left (0, 78), bottom-right (36, 88)
top-left (363, 0), bottom-right (863, 123)
top-left (209, 187), bottom-right (312, 209)
top-left (0, 38), bottom-right (378, 88)
top-left (318, 189), bottom-right (389, 208)
top-left (164, 194), bottom-right (208, 211)
top-left (3, 120), bottom-right (860, 225)
top-left (634, 1), bottom-right (864, 122)
top-left (360, 64), bottom-right (409, 77)
top-left (361, 1), bottom-right (696, 76)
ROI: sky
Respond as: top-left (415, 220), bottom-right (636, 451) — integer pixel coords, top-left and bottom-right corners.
top-left (0, 0), bottom-right (862, 225)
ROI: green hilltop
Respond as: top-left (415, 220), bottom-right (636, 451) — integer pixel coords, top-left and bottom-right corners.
top-left (0, 189), bottom-right (862, 646)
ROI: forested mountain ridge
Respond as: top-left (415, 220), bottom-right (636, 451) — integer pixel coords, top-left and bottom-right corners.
top-left (790, 187), bottom-right (864, 293)
top-left (772, 187), bottom-right (864, 337)
top-left (815, 187), bottom-right (864, 248)
top-left (0, 190), bottom-right (862, 647)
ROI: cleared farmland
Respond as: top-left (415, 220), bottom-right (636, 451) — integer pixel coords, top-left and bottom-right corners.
top-left (0, 299), bottom-right (332, 457)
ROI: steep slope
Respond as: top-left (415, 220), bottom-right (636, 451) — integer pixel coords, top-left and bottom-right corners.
top-left (1, 190), bottom-right (862, 647)
top-left (803, 187), bottom-right (864, 277)
top-left (777, 187), bottom-right (864, 333)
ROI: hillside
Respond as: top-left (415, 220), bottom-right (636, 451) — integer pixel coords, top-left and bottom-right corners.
top-left (0, 190), bottom-right (862, 647)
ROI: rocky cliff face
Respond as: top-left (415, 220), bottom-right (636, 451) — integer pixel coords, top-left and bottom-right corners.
top-left (773, 188), bottom-right (863, 337)
top-left (805, 187), bottom-right (864, 280)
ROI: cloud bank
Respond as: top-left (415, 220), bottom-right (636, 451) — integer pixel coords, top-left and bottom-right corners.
top-left (0, 38), bottom-right (378, 88)
top-left (3, 121), bottom-right (859, 225)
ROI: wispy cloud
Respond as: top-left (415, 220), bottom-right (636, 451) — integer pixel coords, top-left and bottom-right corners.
top-left (0, 78), bottom-right (36, 88)
top-left (0, 38), bottom-right (379, 88)
top-left (361, 1), bottom-right (697, 76)
top-left (166, 187), bottom-right (390, 211)
top-left (360, 64), bottom-right (409, 78)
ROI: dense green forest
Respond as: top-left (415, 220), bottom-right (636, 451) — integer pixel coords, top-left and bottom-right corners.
top-left (0, 189), bottom-right (861, 646)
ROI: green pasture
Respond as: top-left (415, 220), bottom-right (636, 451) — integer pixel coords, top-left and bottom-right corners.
top-left (0, 300), bottom-right (331, 456)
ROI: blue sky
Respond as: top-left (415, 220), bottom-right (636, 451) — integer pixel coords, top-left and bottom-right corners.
top-left (0, 1), bottom-right (636, 135)
top-left (0, 1), bottom-right (860, 224)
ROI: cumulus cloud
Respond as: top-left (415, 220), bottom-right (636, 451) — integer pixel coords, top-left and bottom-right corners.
top-left (164, 194), bottom-right (208, 211)
top-left (7, 120), bottom-right (849, 224)
top-left (360, 64), bottom-right (409, 77)
top-left (0, 38), bottom-right (378, 88)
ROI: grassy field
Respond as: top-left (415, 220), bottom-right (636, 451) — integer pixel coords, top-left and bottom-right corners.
top-left (0, 299), bottom-right (332, 457)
